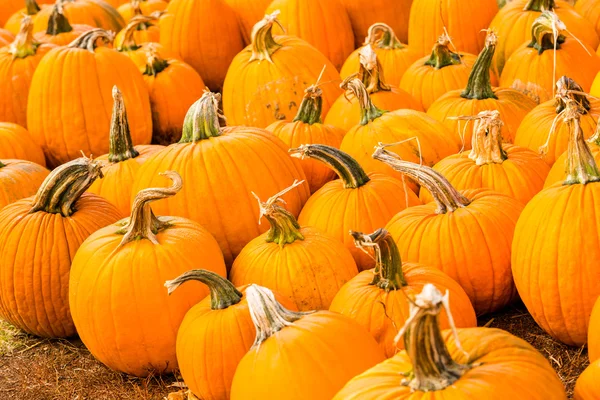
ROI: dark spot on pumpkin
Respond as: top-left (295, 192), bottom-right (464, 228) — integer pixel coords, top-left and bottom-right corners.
top-left (289, 101), bottom-right (297, 110)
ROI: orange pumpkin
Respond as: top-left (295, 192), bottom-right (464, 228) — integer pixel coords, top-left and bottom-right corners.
top-left (375, 146), bottom-right (524, 315)
top-left (102, 0), bottom-right (128, 8)
top-left (70, 172), bottom-right (226, 376)
top-left (4, 0), bottom-right (48, 35)
top-left (117, 0), bottom-right (166, 22)
top-left (33, 0), bottom-right (125, 34)
top-left (575, 359), bottom-right (600, 400)
top-left (0, 159), bottom-right (49, 211)
top-left (1, 0), bottom-right (40, 26)
top-left (291, 144), bottom-right (420, 271)
top-left (0, 122), bottom-right (46, 166)
top-left (0, 157), bottom-right (123, 338)
top-left (230, 284), bottom-right (386, 400)
top-left (27, 29), bottom-right (152, 168)
top-left (427, 31), bottom-right (537, 149)
top-left (131, 91), bottom-right (310, 266)
top-left (588, 296), bottom-right (600, 362)
top-left (223, 12), bottom-right (342, 128)
top-left (115, 14), bottom-right (165, 68)
top-left (160, 0), bottom-right (244, 91)
top-left (223, 0), bottom-right (271, 45)
top-left (266, 84), bottom-right (345, 193)
top-left (576, 0), bottom-right (600, 37)
top-left (33, 2), bottom-right (93, 45)
top-left (0, 29), bottom-right (14, 47)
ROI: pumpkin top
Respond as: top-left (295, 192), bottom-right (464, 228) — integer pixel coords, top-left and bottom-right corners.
top-left (364, 22), bottom-right (405, 50)
top-left (117, 14), bottom-right (158, 52)
top-left (358, 45), bottom-right (392, 94)
top-left (561, 100), bottom-right (600, 185)
top-left (108, 86), bottom-right (140, 163)
top-left (351, 229), bottom-right (407, 290)
top-left (46, 3), bottom-right (73, 36)
top-left (25, 0), bottom-right (41, 16)
top-left (554, 76), bottom-right (591, 114)
top-left (340, 77), bottom-right (385, 125)
top-left (461, 110), bottom-right (508, 165)
top-left (165, 269), bottom-right (243, 310)
top-left (9, 16), bottom-right (40, 58)
top-left (0, 160), bottom-right (5, 168)
top-left (461, 31), bottom-right (498, 100)
top-left (289, 144), bottom-right (371, 189)
top-left (68, 28), bottom-right (114, 52)
top-left (293, 83), bottom-right (324, 125)
top-left (425, 34), bottom-right (463, 70)
top-left (29, 156), bottom-right (104, 217)
top-left (180, 91), bottom-right (222, 143)
top-left (528, 11), bottom-right (566, 53)
top-left (143, 44), bottom-right (169, 76)
top-left (250, 10), bottom-right (284, 63)
top-left (524, 0), bottom-right (556, 12)
top-left (252, 180), bottom-right (305, 247)
top-left (373, 144), bottom-right (471, 213)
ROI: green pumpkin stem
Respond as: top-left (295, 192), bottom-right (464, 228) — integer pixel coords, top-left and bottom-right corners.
top-left (165, 269), bottom-right (242, 310)
top-left (9, 15), bottom-right (39, 58)
top-left (351, 229), bottom-right (406, 290)
top-left (528, 11), bottom-right (565, 53)
top-left (25, 0), bottom-right (41, 15)
top-left (425, 34), bottom-right (462, 69)
top-left (461, 31), bottom-right (497, 100)
top-left (250, 11), bottom-right (284, 63)
top-left (69, 28), bottom-right (114, 52)
top-left (562, 101), bottom-right (600, 185)
top-left (364, 22), bottom-right (405, 49)
top-left (358, 45), bottom-right (391, 93)
top-left (373, 144), bottom-right (471, 213)
top-left (108, 86), bottom-right (139, 163)
top-left (293, 85), bottom-right (323, 125)
top-left (29, 156), bottom-right (104, 217)
top-left (460, 110), bottom-right (507, 165)
top-left (289, 144), bottom-right (370, 189)
top-left (180, 91), bottom-right (222, 142)
top-left (0, 161), bottom-right (5, 168)
top-left (143, 43), bottom-right (169, 76)
top-left (46, 3), bottom-right (73, 35)
top-left (554, 76), bottom-right (591, 114)
top-left (524, 0), bottom-right (556, 12)
top-left (341, 77), bottom-right (386, 125)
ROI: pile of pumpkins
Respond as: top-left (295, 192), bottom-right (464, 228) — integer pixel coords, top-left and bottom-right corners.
top-left (2, 0), bottom-right (600, 398)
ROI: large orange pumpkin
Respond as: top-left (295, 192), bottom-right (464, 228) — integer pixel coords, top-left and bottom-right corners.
top-left (223, 12), bottom-right (342, 128)
top-left (223, 0), bottom-right (271, 45)
top-left (0, 159), bottom-right (49, 211)
top-left (588, 296), bottom-right (600, 362)
top-left (230, 284), bottom-right (385, 400)
top-left (427, 31), bottom-right (537, 149)
top-left (0, 122), bottom-right (46, 166)
top-left (375, 146), bottom-right (524, 315)
top-left (0, 157), bottom-right (123, 338)
top-left (33, 2), bottom-right (93, 45)
top-left (291, 144), bottom-right (420, 271)
top-left (333, 284), bottom-right (566, 400)
top-left (4, 0), bottom-right (48, 35)
top-left (27, 29), bottom-right (152, 168)
top-left (576, 0), bottom-right (600, 37)
top-left (575, 359), bottom-right (600, 400)
top-left (32, 0), bottom-right (125, 34)
top-left (131, 91), bottom-right (310, 266)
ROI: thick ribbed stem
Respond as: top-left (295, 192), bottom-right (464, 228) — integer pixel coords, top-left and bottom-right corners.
top-left (143, 43), bottom-right (169, 76)
top-left (425, 34), bottom-right (462, 69)
top-left (562, 103), bottom-right (600, 185)
top-left (29, 156), bottom-right (104, 217)
top-left (9, 16), bottom-right (39, 58)
top-left (117, 14), bottom-right (156, 51)
top-left (364, 22), bottom-right (404, 49)
top-left (68, 28), bottom-right (114, 52)
top-left (108, 86), bottom-right (139, 163)
top-left (165, 269), bottom-right (242, 310)
top-left (249, 11), bottom-right (283, 63)
top-left (289, 144), bottom-right (370, 189)
top-left (461, 31), bottom-right (497, 100)
top-left (180, 91), bottom-right (222, 143)
top-left (524, 0), bottom-right (556, 11)
top-left (25, 0), bottom-right (41, 15)
top-left (358, 45), bottom-right (391, 93)
top-left (554, 76), bottom-right (591, 114)
top-left (467, 110), bottom-right (507, 165)
top-left (340, 77), bottom-right (386, 125)
top-left (351, 229), bottom-right (406, 290)
top-left (46, 3), bottom-right (73, 35)
top-left (373, 145), bottom-right (470, 213)
top-left (292, 85), bottom-right (323, 124)
top-left (528, 11), bottom-right (565, 53)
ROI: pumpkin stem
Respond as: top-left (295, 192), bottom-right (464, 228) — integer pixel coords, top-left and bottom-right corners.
top-left (25, 0), bottom-right (41, 15)
top-left (425, 34), bottom-right (463, 69)
top-left (180, 91), bottom-right (223, 143)
top-left (116, 171), bottom-right (181, 247)
top-left (340, 77), bottom-right (386, 125)
top-left (358, 45), bottom-right (391, 93)
top-left (461, 31), bottom-right (498, 100)
top-left (456, 110), bottom-right (508, 165)
top-left (528, 11), bottom-right (566, 53)
top-left (289, 144), bottom-right (371, 189)
top-left (251, 180), bottom-right (305, 247)
top-left (562, 101), bottom-right (600, 185)
top-left (351, 229), bottom-right (407, 290)
top-left (143, 43), bottom-right (169, 76)
top-left (364, 22), bottom-right (404, 50)
top-left (68, 28), bottom-right (114, 52)
top-left (9, 15), bottom-right (39, 59)
top-left (293, 84), bottom-right (323, 125)
top-left (250, 11), bottom-right (284, 63)
top-left (373, 145), bottom-right (470, 213)
top-left (165, 269), bottom-right (242, 310)
top-left (108, 86), bottom-right (139, 163)
top-left (46, 3), bottom-right (73, 35)
top-left (524, 0), bottom-right (556, 12)
top-left (554, 76), bottom-right (591, 114)
top-left (394, 284), bottom-right (471, 391)
top-left (131, 0), bottom-right (143, 16)
top-left (29, 156), bottom-right (104, 217)
top-left (0, 161), bottom-right (5, 168)
top-left (117, 14), bottom-right (157, 51)
top-left (246, 284), bottom-right (311, 348)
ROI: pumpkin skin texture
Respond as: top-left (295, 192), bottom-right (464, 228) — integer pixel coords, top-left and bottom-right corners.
top-left (223, 12), bottom-right (342, 129)
top-left (70, 172), bottom-right (226, 377)
top-left (0, 158), bottom-right (123, 338)
top-left (33, 0), bottom-right (125, 33)
top-left (589, 296), bottom-right (600, 363)
top-left (339, 0), bottom-right (411, 46)
top-left (230, 285), bottom-right (386, 400)
top-left (27, 29), bottom-right (152, 169)
top-left (160, 0), bottom-right (244, 91)
top-left (576, 0), bottom-right (600, 38)
top-left (575, 360), bottom-right (600, 400)
top-left (223, 0), bottom-right (271, 45)
top-left (0, 122), bottom-right (46, 166)
top-left (4, 0), bottom-right (50, 35)
top-left (132, 92), bottom-right (310, 267)
top-left (0, 159), bottom-right (49, 211)
top-left (0, 29), bottom-right (14, 47)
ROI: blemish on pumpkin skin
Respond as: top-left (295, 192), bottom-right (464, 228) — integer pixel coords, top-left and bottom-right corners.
top-left (288, 101), bottom-right (297, 110)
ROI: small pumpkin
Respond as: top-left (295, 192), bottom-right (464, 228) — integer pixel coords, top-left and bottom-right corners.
top-left (333, 284), bottom-right (566, 400)
top-left (0, 122), bottom-right (46, 166)
top-left (33, 2), bottom-right (93, 45)
top-left (0, 159), bottom-right (49, 211)
top-left (4, 0), bottom-right (48, 35)
top-left (0, 157), bottom-right (123, 338)
top-left (223, 0), bottom-right (271, 45)
top-left (223, 11), bottom-right (342, 128)
top-left (115, 14), bottom-right (166, 69)
top-left (230, 284), bottom-right (386, 400)
top-left (291, 144), bottom-right (420, 271)
top-left (32, 0), bottom-right (125, 34)
top-left (588, 296), bottom-right (600, 362)
top-left (266, 83), bottom-right (345, 193)
top-left (1, 0), bottom-right (50, 26)
top-left (117, 0), bottom-right (166, 22)
top-left (576, 0), bottom-right (600, 38)
top-left (375, 145), bottom-right (524, 315)
top-left (575, 360), bottom-right (600, 400)
top-left (0, 29), bottom-right (14, 47)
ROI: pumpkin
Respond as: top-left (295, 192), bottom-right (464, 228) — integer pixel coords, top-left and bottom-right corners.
top-left (420, 110), bottom-right (550, 205)
top-left (87, 87), bottom-right (163, 216)
top-left (230, 181), bottom-right (358, 311)
top-left (160, 0), bottom-right (244, 91)
top-left (102, 0), bottom-right (128, 8)
top-left (291, 144), bottom-right (420, 271)
top-left (266, 84), bottom-right (345, 193)
top-left (341, 23), bottom-right (420, 87)
top-left (0, 122), bottom-right (46, 166)
top-left (222, 12), bottom-right (342, 128)
top-left (329, 229), bottom-right (476, 357)
top-left (333, 284), bottom-right (566, 400)
top-left (326, 46), bottom-right (421, 132)
top-left (0, 159), bottom-right (49, 211)
top-left (131, 91), bottom-right (310, 266)
top-left (115, 14), bottom-right (165, 68)
top-left (427, 31), bottom-right (537, 149)
top-left (70, 171), bottom-right (226, 376)
top-left (0, 157), bottom-right (123, 338)
top-left (489, 0), bottom-right (599, 74)
top-left (33, 2), bottom-right (93, 45)
top-left (375, 145), bottom-right (524, 314)
top-left (223, 0), bottom-right (271, 45)
top-left (337, 77), bottom-right (460, 192)
top-left (576, 0), bottom-right (600, 38)
top-left (27, 29), bottom-right (152, 168)
top-left (501, 11), bottom-right (600, 104)
top-left (408, 0), bottom-right (499, 56)
top-left (339, 0), bottom-right (411, 46)
top-left (142, 45), bottom-right (207, 145)
top-left (32, 0), bottom-right (125, 34)
top-left (589, 296), bottom-right (600, 362)
top-left (512, 100), bottom-right (600, 346)
top-left (4, 0), bottom-right (47, 35)
top-left (230, 284), bottom-right (385, 400)
top-left (575, 360), bottom-right (600, 400)
top-left (1, 0), bottom-right (52, 26)
top-left (0, 29), bottom-right (14, 47)
top-left (165, 270), bottom-right (297, 400)
top-left (117, 0), bottom-right (166, 22)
